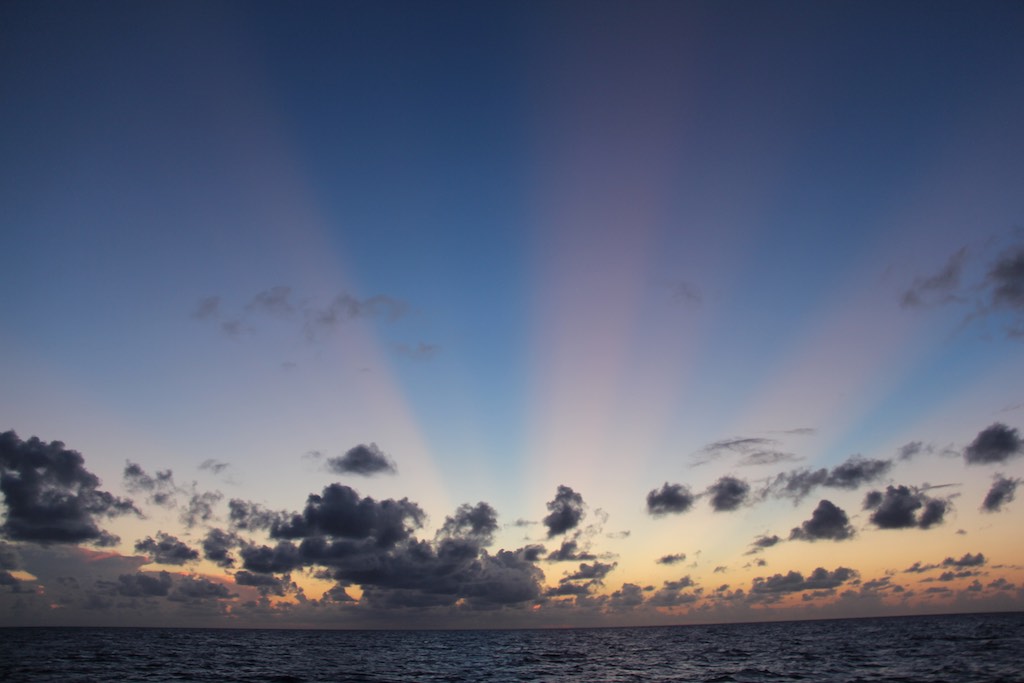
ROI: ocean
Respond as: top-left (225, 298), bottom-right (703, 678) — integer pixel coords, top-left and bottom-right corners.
top-left (1, 612), bottom-right (1021, 682)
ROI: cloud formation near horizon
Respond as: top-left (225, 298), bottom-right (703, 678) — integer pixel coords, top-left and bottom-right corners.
top-left (0, 431), bottom-right (137, 546)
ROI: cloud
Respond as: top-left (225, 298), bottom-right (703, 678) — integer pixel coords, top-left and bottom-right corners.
top-left (0, 542), bottom-right (21, 586)
top-left (607, 583), bottom-right (645, 610)
top-left (546, 539), bottom-right (596, 562)
top-left (945, 553), bottom-right (985, 568)
top-left (134, 532), bottom-right (200, 565)
top-left (694, 437), bottom-right (797, 467)
top-left (646, 483), bottom-right (695, 516)
top-left (228, 499), bottom-right (282, 532)
top-left (169, 575), bottom-right (236, 603)
top-left (706, 476), bottom-right (749, 512)
top-left (234, 570), bottom-right (292, 596)
top-left (898, 441), bottom-right (929, 461)
top-left (565, 561), bottom-right (616, 582)
top-left (438, 502), bottom-right (499, 546)
top-left (325, 443), bottom-right (397, 476)
top-left (746, 534), bottom-right (781, 555)
top-left (115, 571), bottom-right (173, 598)
top-left (982, 474), bottom-right (1020, 512)
top-left (199, 459), bottom-right (230, 475)
top-left (863, 485), bottom-right (950, 530)
top-left (195, 287), bottom-right (413, 344)
top-left (702, 437), bottom-right (778, 457)
top-left (0, 431), bottom-right (137, 545)
top-left (789, 500), bottom-right (854, 542)
top-left (656, 553), bottom-right (686, 565)
top-left (767, 455), bottom-right (892, 502)
top-left (901, 247), bottom-right (968, 308)
top-left (739, 450), bottom-right (802, 467)
top-left (180, 488), bottom-right (223, 528)
top-left (123, 461), bottom-right (178, 507)
top-left (987, 245), bottom-right (1024, 311)
top-left (202, 529), bottom-right (242, 568)
top-left (750, 567), bottom-right (858, 595)
top-left (543, 485), bottom-right (586, 537)
top-left (270, 484), bottom-right (424, 548)
top-left (305, 293), bottom-right (409, 339)
top-left (902, 241), bottom-right (1024, 337)
top-left (247, 286), bottom-right (295, 316)
top-left (239, 541), bottom-right (304, 575)
top-left (964, 423), bottom-right (1023, 465)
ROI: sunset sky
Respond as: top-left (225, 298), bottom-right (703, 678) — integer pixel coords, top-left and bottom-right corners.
top-left (1, 0), bottom-right (1023, 629)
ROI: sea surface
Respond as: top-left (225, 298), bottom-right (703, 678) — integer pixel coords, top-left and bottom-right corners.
top-left (1, 612), bottom-right (1021, 682)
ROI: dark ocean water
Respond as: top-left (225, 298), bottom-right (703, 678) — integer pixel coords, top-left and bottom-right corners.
top-left (1, 612), bottom-right (1021, 682)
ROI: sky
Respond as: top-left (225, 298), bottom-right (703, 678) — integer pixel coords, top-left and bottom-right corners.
top-left (1, 0), bottom-right (1023, 629)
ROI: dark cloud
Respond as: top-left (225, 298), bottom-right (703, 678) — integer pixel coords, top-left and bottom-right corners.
top-left (134, 532), bottom-right (200, 565)
top-left (767, 455), bottom-right (892, 502)
top-left (910, 241), bottom-right (1024, 337)
top-left (0, 542), bottom-right (20, 586)
top-left (240, 541), bottom-right (303, 575)
top-left (944, 552), bottom-right (985, 568)
top-left (181, 489), bottom-right (223, 528)
top-left (702, 437), bottom-right (779, 457)
top-left (898, 441), bottom-right (929, 461)
top-left (746, 534), bottom-right (781, 554)
top-left (234, 570), bottom-right (292, 596)
top-left (901, 247), bottom-right (968, 308)
top-left (123, 461), bottom-right (177, 507)
top-left (750, 567), bottom-right (858, 595)
top-left (325, 443), bottom-right (397, 477)
top-left (987, 245), bottom-right (1024, 311)
top-left (199, 459), bottom-right (230, 475)
top-left (647, 575), bottom-right (700, 607)
top-left (964, 423), bottom-right (1023, 465)
top-left (656, 553), bottom-right (686, 565)
top-left (0, 431), bottom-right (137, 545)
top-left (607, 583), bottom-right (645, 610)
top-left (546, 539), bottom-right (596, 563)
top-left (706, 476), bottom-right (749, 512)
top-left (646, 483), bottom-right (695, 516)
top-left (228, 499), bottom-right (282, 532)
top-left (270, 484), bottom-right (424, 548)
top-left (543, 485), bottom-right (585, 537)
top-left (202, 529), bottom-right (242, 568)
top-left (789, 500), bottom-right (854, 542)
top-left (169, 576), bottom-right (236, 603)
top-left (438, 502), bottom-right (498, 546)
top-left (982, 474), bottom-right (1020, 512)
top-left (115, 571), bottom-right (173, 598)
top-left (863, 485), bottom-right (949, 530)
top-left (565, 561), bottom-right (616, 582)
top-left (338, 541), bottom-right (546, 610)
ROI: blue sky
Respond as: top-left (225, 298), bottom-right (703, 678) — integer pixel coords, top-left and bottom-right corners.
top-left (1, 0), bottom-right (1023, 628)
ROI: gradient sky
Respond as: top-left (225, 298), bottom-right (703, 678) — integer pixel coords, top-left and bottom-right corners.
top-left (2, 0), bottom-right (1023, 629)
